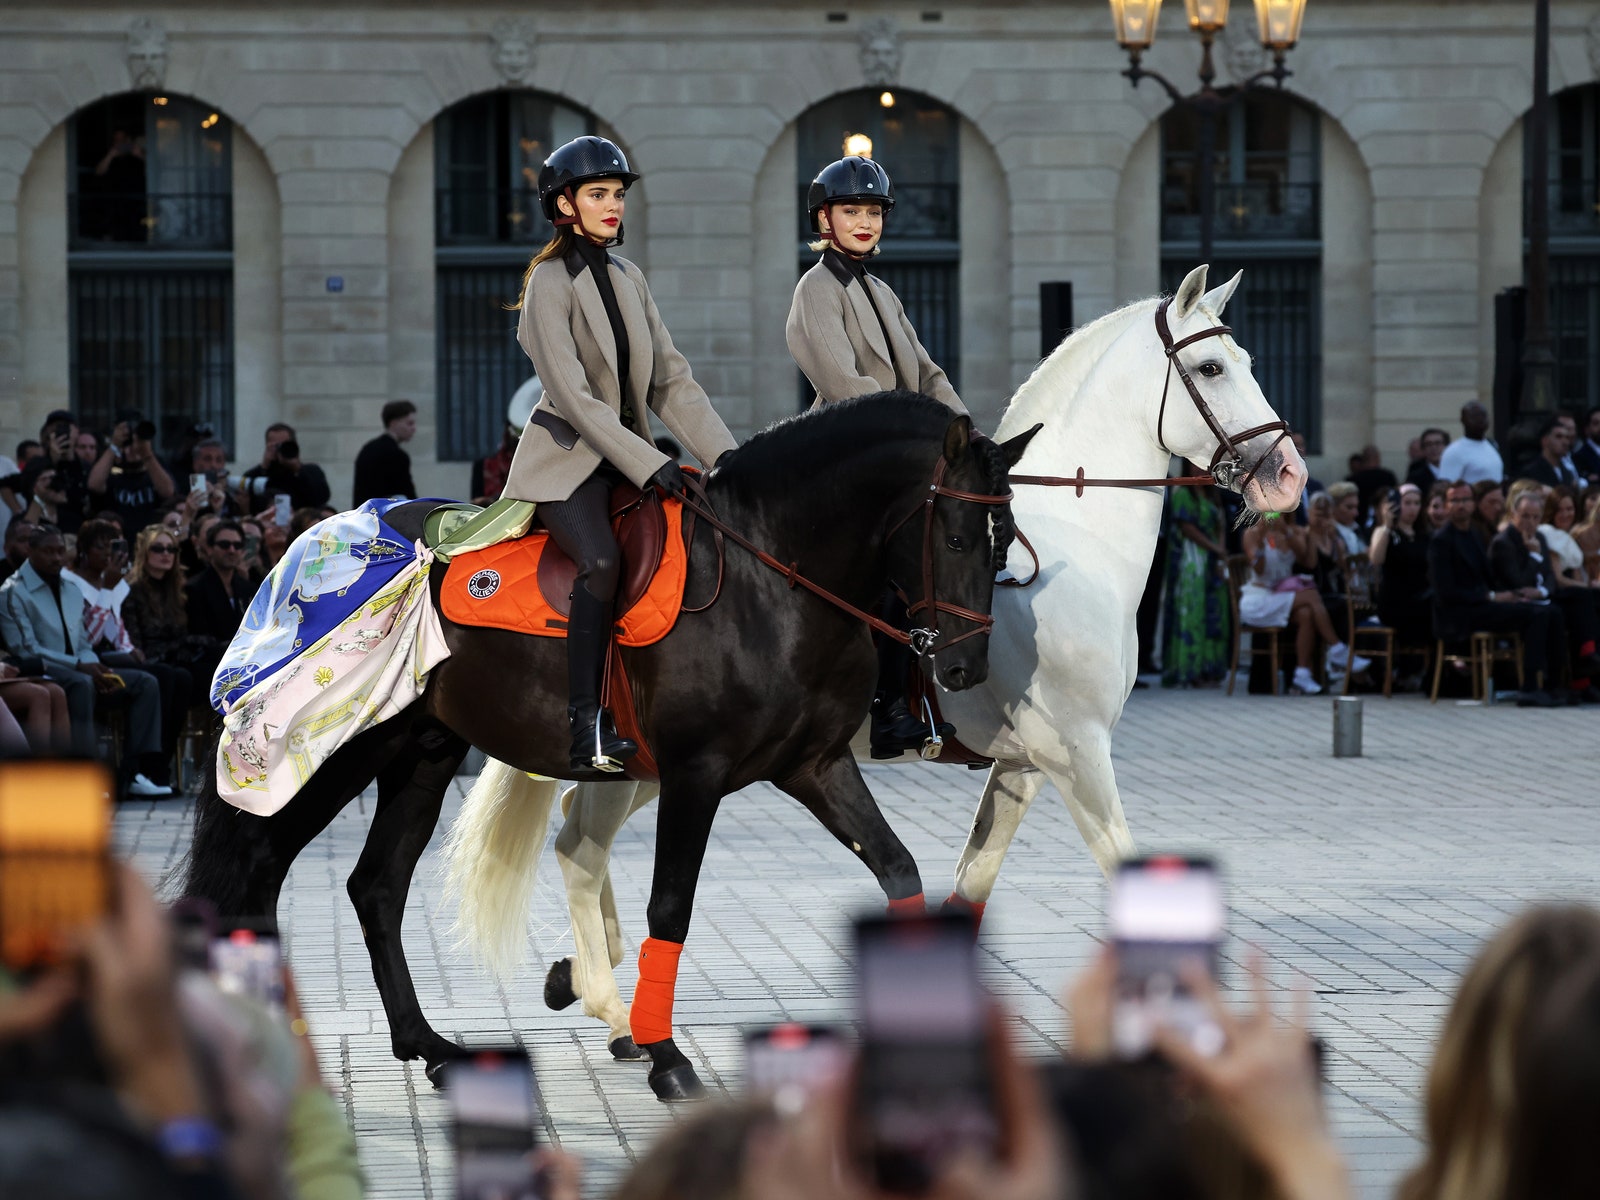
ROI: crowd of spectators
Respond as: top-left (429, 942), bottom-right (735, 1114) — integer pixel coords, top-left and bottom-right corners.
top-left (1148, 401), bottom-right (1600, 702)
top-left (0, 409), bottom-right (343, 798)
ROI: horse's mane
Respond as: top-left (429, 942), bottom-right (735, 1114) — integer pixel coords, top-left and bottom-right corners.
top-left (998, 297), bottom-right (1156, 437)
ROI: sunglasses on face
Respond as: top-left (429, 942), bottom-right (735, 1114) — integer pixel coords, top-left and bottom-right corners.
top-left (148, 544), bottom-right (177, 555)
top-left (212, 540), bottom-right (243, 551)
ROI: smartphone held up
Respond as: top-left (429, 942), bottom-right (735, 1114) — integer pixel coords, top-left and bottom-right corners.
top-left (1108, 855), bottom-right (1225, 1060)
top-left (0, 761), bottom-right (112, 971)
top-left (450, 1046), bottom-right (544, 1200)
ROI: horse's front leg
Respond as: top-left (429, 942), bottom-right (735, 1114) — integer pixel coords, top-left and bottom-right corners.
top-left (776, 751), bottom-right (924, 910)
top-left (632, 767), bottom-right (725, 1102)
top-left (549, 779), bottom-right (657, 1060)
top-left (949, 761), bottom-right (1048, 922)
top-left (347, 730), bottom-right (469, 1084)
top-left (1020, 714), bottom-right (1138, 876)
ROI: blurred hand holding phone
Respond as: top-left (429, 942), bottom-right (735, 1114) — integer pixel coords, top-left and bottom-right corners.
top-left (451, 1047), bottom-right (546, 1200)
top-left (210, 917), bottom-right (286, 1015)
top-left (0, 761), bottom-right (112, 970)
top-left (1108, 855), bottom-right (1225, 1061)
top-left (851, 910), bottom-right (998, 1194)
top-left (743, 1022), bottom-right (848, 1115)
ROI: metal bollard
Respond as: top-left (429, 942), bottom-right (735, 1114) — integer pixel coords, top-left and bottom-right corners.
top-left (1332, 695), bottom-right (1363, 758)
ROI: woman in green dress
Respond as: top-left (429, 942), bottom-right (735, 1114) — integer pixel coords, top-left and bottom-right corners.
top-left (1161, 480), bottom-right (1230, 687)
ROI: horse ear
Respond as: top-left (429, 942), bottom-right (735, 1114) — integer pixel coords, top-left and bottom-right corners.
top-left (1173, 264), bottom-right (1210, 320)
top-left (998, 422), bottom-right (1042, 469)
top-left (1201, 269), bottom-right (1243, 317)
top-left (943, 414), bottom-right (974, 464)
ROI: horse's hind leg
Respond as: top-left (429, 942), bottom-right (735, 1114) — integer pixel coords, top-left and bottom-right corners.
top-left (346, 722), bottom-right (469, 1081)
top-left (949, 762), bottom-right (1049, 916)
top-left (548, 780), bottom-right (657, 1060)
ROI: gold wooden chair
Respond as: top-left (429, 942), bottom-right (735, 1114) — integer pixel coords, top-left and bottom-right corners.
top-left (1338, 549), bottom-right (1395, 697)
top-left (1225, 554), bottom-right (1284, 696)
top-left (1429, 631), bottom-right (1524, 702)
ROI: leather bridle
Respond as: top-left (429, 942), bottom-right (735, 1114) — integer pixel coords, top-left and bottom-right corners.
top-left (1152, 293), bottom-right (1290, 496)
top-left (677, 443), bottom-right (1013, 659)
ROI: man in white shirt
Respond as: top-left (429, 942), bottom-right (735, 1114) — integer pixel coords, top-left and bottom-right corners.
top-left (1437, 401), bottom-right (1503, 484)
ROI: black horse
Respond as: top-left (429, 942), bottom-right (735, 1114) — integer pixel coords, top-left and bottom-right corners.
top-left (186, 393), bottom-right (1037, 1099)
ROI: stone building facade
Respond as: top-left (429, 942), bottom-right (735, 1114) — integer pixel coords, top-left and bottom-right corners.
top-left (1, 1), bottom-right (1596, 501)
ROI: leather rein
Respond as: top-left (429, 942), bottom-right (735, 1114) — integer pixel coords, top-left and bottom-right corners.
top-left (1001, 293), bottom-right (1292, 587)
top-left (675, 446), bottom-right (1013, 658)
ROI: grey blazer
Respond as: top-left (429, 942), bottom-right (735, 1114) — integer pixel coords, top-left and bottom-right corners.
top-left (505, 249), bottom-right (738, 504)
top-left (786, 252), bottom-right (965, 414)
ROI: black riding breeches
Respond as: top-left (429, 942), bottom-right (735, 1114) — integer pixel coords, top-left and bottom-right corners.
top-left (538, 472), bottom-right (620, 603)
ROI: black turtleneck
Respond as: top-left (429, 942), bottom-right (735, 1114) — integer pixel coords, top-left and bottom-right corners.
top-left (820, 247), bottom-right (903, 389)
top-left (569, 238), bottom-right (638, 432)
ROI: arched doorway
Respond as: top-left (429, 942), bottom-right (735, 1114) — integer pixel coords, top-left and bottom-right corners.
top-left (433, 90), bottom-right (595, 461)
top-left (794, 88), bottom-right (960, 405)
top-left (67, 91), bottom-right (233, 454)
top-left (1532, 82), bottom-right (1600, 410)
top-left (1159, 93), bottom-right (1323, 449)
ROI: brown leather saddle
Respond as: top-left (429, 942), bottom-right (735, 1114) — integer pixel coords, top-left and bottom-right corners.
top-left (534, 481), bottom-right (667, 619)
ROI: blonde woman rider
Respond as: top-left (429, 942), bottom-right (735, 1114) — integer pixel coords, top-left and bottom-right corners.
top-left (507, 136), bottom-right (737, 772)
top-left (786, 155), bottom-right (967, 757)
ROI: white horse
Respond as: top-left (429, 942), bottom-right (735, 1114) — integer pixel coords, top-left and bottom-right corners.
top-left (443, 264), bottom-right (1307, 1056)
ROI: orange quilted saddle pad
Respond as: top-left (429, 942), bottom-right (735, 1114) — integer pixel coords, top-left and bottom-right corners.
top-left (440, 497), bottom-right (689, 647)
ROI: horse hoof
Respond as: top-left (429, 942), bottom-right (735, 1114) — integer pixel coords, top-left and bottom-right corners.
top-left (609, 1036), bottom-right (649, 1061)
top-left (649, 1063), bottom-right (706, 1102)
top-left (424, 1058), bottom-right (454, 1089)
top-left (544, 958), bottom-right (578, 1011)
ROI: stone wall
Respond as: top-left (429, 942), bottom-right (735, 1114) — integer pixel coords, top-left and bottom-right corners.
top-left (1, 1), bottom-right (1596, 498)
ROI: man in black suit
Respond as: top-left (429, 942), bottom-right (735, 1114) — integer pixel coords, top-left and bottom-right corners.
top-left (1428, 481), bottom-right (1566, 706)
top-left (1489, 491), bottom-right (1600, 703)
top-left (1574, 405), bottom-right (1600, 486)
top-left (1516, 414), bottom-right (1579, 488)
top-left (185, 519), bottom-right (257, 644)
top-left (352, 400), bottom-right (418, 507)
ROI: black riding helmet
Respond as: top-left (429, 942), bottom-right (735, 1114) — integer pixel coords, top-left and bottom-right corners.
top-left (538, 135), bottom-right (641, 223)
top-left (806, 155), bottom-right (895, 232)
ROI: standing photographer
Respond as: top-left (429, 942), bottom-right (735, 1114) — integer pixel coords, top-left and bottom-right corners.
top-left (239, 423), bottom-right (330, 518)
top-left (87, 410), bottom-right (175, 533)
top-left (7, 411), bottom-right (92, 535)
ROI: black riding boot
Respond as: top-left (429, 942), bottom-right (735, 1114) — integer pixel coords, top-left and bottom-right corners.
top-left (870, 620), bottom-right (954, 759)
top-left (566, 589), bottom-right (638, 773)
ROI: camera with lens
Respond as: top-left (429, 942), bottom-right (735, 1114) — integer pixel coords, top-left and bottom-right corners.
top-left (114, 409), bottom-right (158, 445)
top-left (276, 440), bottom-right (300, 462)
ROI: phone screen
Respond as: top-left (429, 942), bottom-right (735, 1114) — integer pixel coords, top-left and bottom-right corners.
top-left (210, 920), bottom-right (286, 1014)
top-left (744, 1022), bottom-right (849, 1113)
top-left (451, 1047), bottom-right (540, 1200)
top-left (0, 761), bottom-right (112, 969)
top-left (190, 473), bottom-right (207, 495)
top-left (1107, 856), bottom-right (1224, 1060)
top-left (853, 912), bottom-right (996, 1195)
top-left (273, 493), bottom-right (293, 527)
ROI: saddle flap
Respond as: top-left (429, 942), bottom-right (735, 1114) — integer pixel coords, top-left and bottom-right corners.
top-left (535, 483), bottom-right (667, 619)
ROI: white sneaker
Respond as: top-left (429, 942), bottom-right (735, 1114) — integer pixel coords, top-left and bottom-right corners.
top-left (1292, 667), bottom-right (1323, 695)
top-left (127, 773), bottom-right (173, 798)
top-left (1325, 644), bottom-right (1372, 674)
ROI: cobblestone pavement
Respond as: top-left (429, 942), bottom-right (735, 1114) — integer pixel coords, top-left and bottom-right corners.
top-left (119, 688), bottom-right (1599, 1199)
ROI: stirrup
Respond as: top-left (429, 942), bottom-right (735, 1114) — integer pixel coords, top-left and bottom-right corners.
top-left (569, 708), bottom-right (638, 774)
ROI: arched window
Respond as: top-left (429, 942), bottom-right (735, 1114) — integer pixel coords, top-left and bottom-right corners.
top-left (68, 92), bottom-right (233, 453)
top-left (1160, 94), bottom-right (1323, 448)
top-left (795, 89), bottom-right (960, 404)
top-left (434, 91), bottom-right (593, 461)
top-left (1532, 83), bottom-right (1600, 409)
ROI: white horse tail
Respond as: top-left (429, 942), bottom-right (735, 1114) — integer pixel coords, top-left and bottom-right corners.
top-left (443, 758), bottom-right (561, 981)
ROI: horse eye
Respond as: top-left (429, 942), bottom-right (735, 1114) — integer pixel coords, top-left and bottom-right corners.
top-left (1197, 361), bottom-right (1224, 378)
top-left (946, 534), bottom-right (968, 552)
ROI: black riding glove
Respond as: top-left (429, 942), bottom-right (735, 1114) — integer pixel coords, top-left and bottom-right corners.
top-left (647, 462), bottom-right (688, 497)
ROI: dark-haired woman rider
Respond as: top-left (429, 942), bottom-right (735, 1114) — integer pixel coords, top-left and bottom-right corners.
top-left (786, 155), bottom-right (968, 757)
top-left (507, 136), bottom-right (737, 772)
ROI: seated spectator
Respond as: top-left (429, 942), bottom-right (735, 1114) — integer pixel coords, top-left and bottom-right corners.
top-left (1424, 480), bottom-right (1450, 532)
top-left (185, 521), bottom-right (258, 649)
top-left (183, 511), bottom-right (222, 576)
top-left (1490, 491), bottom-right (1600, 703)
top-left (1288, 431), bottom-right (1326, 527)
top-left (1471, 479), bottom-right (1506, 545)
top-left (1429, 481), bottom-right (1568, 707)
top-left (0, 518), bottom-right (35, 586)
top-left (1540, 485), bottom-right (1594, 588)
top-left (1239, 512), bottom-right (1364, 695)
top-left (1398, 905), bottom-right (1600, 1200)
top-left (240, 422), bottom-right (331, 517)
top-left (1345, 443), bottom-right (1397, 526)
top-left (1406, 427), bottom-right (1450, 490)
top-left (0, 524), bottom-right (171, 792)
top-left (1518, 413), bottom-right (1581, 488)
top-left (238, 518), bottom-right (270, 586)
top-left (61, 518), bottom-right (131, 640)
top-left (1371, 483), bottom-right (1434, 646)
top-left (1575, 405), bottom-right (1600, 485)
top-left (1572, 486), bottom-right (1600, 581)
top-left (86, 411), bottom-right (175, 533)
top-left (1504, 477), bottom-right (1546, 527)
top-left (288, 506), bottom-right (324, 543)
top-left (0, 660), bottom-right (70, 752)
top-left (1325, 481), bottom-right (1366, 555)
top-left (120, 525), bottom-right (205, 777)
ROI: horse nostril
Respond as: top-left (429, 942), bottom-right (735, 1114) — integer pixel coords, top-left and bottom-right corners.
top-left (945, 666), bottom-right (970, 690)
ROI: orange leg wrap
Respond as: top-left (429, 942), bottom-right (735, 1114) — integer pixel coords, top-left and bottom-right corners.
top-left (943, 892), bottom-right (987, 929)
top-left (886, 892), bottom-right (926, 916)
top-left (630, 937), bottom-right (684, 1045)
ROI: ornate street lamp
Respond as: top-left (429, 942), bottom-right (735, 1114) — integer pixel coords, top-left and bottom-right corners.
top-left (1108, 0), bottom-right (1310, 264)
